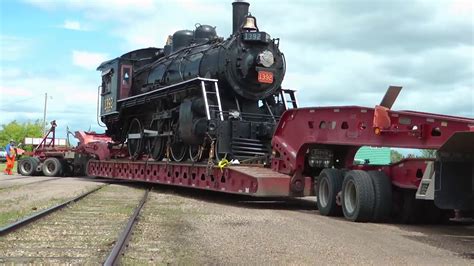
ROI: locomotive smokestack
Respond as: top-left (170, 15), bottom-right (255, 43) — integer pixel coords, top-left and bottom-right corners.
top-left (232, 0), bottom-right (250, 34)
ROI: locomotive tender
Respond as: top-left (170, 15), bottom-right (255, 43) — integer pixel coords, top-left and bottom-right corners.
top-left (98, 1), bottom-right (295, 162)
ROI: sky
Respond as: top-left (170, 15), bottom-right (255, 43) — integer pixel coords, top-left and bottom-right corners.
top-left (0, 0), bottom-right (473, 140)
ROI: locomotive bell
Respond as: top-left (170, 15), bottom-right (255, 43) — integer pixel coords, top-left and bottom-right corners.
top-left (242, 15), bottom-right (258, 31)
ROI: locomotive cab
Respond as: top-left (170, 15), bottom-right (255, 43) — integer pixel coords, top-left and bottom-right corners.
top-left (97, 58), bottom-right (133, 117)
top-left (97, 47), bottom-right (163, 117)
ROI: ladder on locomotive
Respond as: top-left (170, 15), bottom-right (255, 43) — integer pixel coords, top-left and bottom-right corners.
top-left (200, 79), bottom-right (224, 121)
top-left (280, 89), bottom-right (299, 109)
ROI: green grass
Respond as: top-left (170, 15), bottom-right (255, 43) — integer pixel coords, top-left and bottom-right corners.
top-left (0, 197), bottom-right (67, 227)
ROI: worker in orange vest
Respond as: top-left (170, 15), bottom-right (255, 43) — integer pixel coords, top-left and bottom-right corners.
top-left (3, 140), bottom-right (16, 175)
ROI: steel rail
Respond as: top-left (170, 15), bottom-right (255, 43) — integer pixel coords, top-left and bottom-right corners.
top-left (103, 189), bottom-right (150, 266)
top-left (0, 184), bottom-right (107, 236)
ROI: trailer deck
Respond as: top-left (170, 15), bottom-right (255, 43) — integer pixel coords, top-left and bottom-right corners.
top-left (88, 160), bottom-right (311, 197)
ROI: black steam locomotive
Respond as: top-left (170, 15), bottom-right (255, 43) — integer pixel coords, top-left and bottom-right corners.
top-left (97, 1), bottom-right (297, 162)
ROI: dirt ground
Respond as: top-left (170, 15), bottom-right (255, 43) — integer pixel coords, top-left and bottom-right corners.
top-left (125, 186), bottom-right (473, 265)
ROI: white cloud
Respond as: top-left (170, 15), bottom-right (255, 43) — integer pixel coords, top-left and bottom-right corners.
top-left (60, 20), bottom-right (87, 31)
top-left (21, 0), bottom-right (474, 122)
top-left (0, 72), bottom-right (103, 135)
top-left (25, 0), bottom-right (229, 49)
top-left (72, 50), bottom-right (108, 70)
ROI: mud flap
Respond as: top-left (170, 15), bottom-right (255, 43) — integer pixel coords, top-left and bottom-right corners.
top-left (434, 131), bottom-right (474, 211)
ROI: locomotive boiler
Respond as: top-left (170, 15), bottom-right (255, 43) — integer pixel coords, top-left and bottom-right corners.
top-left (97, 1), bottom-right (297, 162)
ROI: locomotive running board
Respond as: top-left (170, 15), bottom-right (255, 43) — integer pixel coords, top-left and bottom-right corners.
top-left (87, 160), bottom-right (311, 197)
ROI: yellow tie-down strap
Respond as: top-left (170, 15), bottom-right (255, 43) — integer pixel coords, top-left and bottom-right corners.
top-left (217, 158), bottom-right (230, 170)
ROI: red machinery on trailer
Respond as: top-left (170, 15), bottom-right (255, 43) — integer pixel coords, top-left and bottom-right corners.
top-left (18, 87), bottom-right (474, 223)
top-left (18, 121), bottom-right (112, 177)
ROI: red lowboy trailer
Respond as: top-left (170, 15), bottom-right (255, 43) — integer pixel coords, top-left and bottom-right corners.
top-left (271, 102), bottom-right (473, 222)
top-left (18, 88), bottom-right (474, 223)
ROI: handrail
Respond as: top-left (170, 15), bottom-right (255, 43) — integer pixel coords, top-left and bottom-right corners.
top-left (117, 77), bottom-right (218, 103)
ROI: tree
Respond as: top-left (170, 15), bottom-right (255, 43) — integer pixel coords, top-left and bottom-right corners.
top-left (390, 149), bottom-right (404, 163)
top-left (0, 120), bottom-right (44, 148)
top-left (419, 149), bottom-right (436, 158)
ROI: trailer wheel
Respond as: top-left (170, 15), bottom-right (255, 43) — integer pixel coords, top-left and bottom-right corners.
top-left (42, 157), bottom-right (63, 177)
top-left (18, 157), bottom-right (38, 176)
top-left (368, 171), bottom-right (392, 222)
top-left (316, 169), bottom-right (344, 216)
top-left (31, 157), bottom-right (41, 175)
top-left (341, 170), bottom-right (375, 222)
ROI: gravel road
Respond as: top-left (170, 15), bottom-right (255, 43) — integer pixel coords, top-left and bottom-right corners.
top-left (124, 187), bottom-right (473, 265)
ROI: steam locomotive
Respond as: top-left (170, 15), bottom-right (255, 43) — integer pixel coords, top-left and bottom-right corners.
top-left (97, 1), bottom-right (296, 162)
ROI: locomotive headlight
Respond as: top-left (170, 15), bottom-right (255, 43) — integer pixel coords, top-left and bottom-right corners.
top-left (258, 50), bottom-right (274, 68)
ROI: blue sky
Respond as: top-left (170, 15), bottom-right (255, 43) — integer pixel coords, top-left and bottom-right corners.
top-left (0, 0), bottom-right (126, 135)
top-left (1, 0), bottom-right (473, 141)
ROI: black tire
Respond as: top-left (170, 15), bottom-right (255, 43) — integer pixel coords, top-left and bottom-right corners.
top-left (315, 168), bottom-right (344, 216)
top-left (31, 157), bottom-right (41, 175)
top-left (18, 157), bottom-right (38, 176)
top-left (368, 171), bottom-right (392, 222)
top-left (42, 157), bottom-right (63, 177)
top-left (341, 170), bottom-right (375, 222)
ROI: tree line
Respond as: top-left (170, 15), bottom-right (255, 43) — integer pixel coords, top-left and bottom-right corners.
top-left (391, 149), bottom-right (436, 163)
top-left (0, 120), bottom-right (44, 150)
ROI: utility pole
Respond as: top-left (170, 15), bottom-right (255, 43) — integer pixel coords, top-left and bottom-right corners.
top-left (43, 92), bottom-right (47, 136)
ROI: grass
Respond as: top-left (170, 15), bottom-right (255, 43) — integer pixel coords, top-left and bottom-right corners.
top-left (0, 197), bottom-right (68, 227)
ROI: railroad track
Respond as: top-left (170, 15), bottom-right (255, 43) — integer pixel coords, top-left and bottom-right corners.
top-left (104, 189), bottom-right (149, 265)
top-left (0, 184), bottom-right (150, 264)
top-left (0, 185), bottom-right (106, 236)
